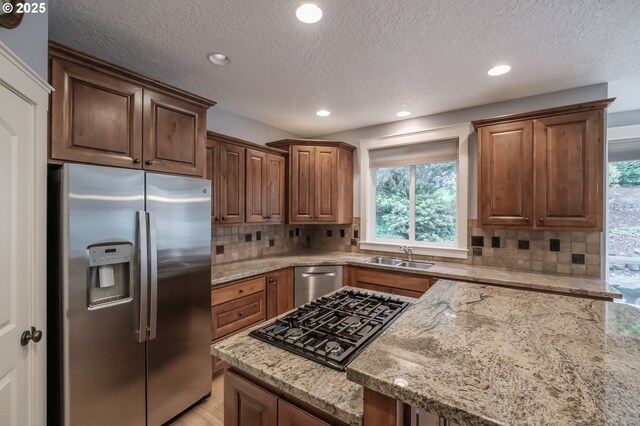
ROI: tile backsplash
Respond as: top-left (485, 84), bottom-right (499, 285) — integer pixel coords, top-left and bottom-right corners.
top-left (308, 218), bottom-right (602, 278)
top-left (212, 224), bottom-right (312, 264)
top-left (212, 218), bottom-right (602, 278)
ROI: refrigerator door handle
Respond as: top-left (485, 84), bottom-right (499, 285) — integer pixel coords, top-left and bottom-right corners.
top-left (136, 211), bottom-right (149, 343)
top-left (148, 211), bottom-right (158, 340)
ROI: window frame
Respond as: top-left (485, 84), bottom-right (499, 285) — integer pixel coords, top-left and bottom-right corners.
top-left (359, 124), bottom-right (471, 259)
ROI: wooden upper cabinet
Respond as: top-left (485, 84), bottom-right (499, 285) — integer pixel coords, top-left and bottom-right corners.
top-left (206, 132), bottom-right (287, 225)
top-left (478, 121), bottom-right (533, 226)
top-left (246, 149), bottom-right (268, 223)
top-left (266, 154), bottom-right (286, 224)
top-left (49, 41), bottom-right (214, 176)
top-left (534, 110), bottom-right (603, 229)
top-left (473, 99), bottom-right (613, 231)
top-left (314, 146), bottom-right (338, 222)
top-left (142, 88), bottom-right (207, 176)
top-left (290, 145), bottom-right (316, 222)
top-left (219, 143), bottom-right (246, 224)
top-left (267, 140), bottom-right (355, 224)
top-left (50, 56), bottom-right (144, 168)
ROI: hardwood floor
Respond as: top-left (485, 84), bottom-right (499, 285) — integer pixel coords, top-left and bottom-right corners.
top-left (168, 375), bottom-right (224, 426)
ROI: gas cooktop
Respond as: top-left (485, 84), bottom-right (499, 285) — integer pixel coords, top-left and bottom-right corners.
top-left (249, 289), bottom-right (410, 371)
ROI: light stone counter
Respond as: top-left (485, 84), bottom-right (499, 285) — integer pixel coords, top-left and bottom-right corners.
top-left (346, 280), bottom-right (640, 425)
top-left (211, 250), bottom-right (620, 300)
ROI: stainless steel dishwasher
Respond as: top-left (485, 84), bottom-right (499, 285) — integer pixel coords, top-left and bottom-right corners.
top-left (294, 266), bottom-right (343, 307)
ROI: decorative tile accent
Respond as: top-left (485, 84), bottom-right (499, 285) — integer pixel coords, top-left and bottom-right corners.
top-left (354, 230), bottom-right (359, 239)
top-left (550, 239), bottom-right (561, 252)
top-left (471, 236), bottom-right (484, 247)
top-left (340, 229), bottom-right (345, 238)
top-left (351, 239), bottom-right (358, 246)
top-left (256, 231), bottom-right (262, 241)
top-left (289, 230), bottom-right (294, 237)
top-left (245, 234), bottom-right (252, 242)
top-left (473, 247), bottom-right (483, 256)
top-left (491, 236), bottom-right (501, 248)
top-left (518, 240), bottom-right (530, 250)
top-left (326, 230), bottom-right (333, 237)
top-left (269, 239), bottom-right (275, 247)
top-left (295, 228), bottom-right (300, 236)
top-left (572, 254), bottom-right (586, 265)
top-left (216, 245), bottom-right (224, 255)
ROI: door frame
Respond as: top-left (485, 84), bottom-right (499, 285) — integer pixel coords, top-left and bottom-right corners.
top-left (0, 41), bottom-right (52, 425)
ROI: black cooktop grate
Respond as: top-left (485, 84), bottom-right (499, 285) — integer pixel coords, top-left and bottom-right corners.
top-left (249, 289), bottom-right (410, 371)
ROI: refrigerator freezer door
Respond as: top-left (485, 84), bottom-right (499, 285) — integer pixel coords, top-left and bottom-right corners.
top-left (63, 164), bottom-right (146, 426)
top-left (145, 173), bottom-right (212, 425)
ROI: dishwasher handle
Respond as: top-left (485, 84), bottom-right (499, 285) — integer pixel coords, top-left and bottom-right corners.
top-left (301, 272), bottom-right (336, 278)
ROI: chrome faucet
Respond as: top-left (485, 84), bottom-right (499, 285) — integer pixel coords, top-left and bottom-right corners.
top-left (400, 245), bottom-right (413, 261)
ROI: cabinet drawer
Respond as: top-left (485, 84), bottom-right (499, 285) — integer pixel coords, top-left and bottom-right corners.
top-left (212, 292), bottom-right (266, 340)
top-left (352, 281), bottom-right (424, 299)
top-left (212, 276), bottom-right (266, 306)
top-left (355, 267), bottom-right (430, 293)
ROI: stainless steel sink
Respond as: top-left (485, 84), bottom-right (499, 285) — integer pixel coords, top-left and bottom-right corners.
top-left (366, 257), bottom-right (403, 266)
top-left (398, 261), bottom-right (434, 270)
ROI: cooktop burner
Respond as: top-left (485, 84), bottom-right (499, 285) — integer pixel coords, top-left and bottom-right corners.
top-left (249, 289), bottom-right (410, 371)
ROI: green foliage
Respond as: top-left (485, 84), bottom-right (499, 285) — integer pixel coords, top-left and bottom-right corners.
top-left (610, 161), bottom-right (640, 187)
top-left (375, 162), bottom-right (457, 242)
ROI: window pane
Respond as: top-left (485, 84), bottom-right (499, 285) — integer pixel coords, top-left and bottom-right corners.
top-left (415, 161), bottom-right (457, 243)
top-left (608, 160), bottom-right (640, 306)
top-left (375, 166), bottom-right (409, 240)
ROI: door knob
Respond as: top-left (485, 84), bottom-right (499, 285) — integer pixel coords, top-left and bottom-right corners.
top-left (20, 327), bottom-right (42, 346)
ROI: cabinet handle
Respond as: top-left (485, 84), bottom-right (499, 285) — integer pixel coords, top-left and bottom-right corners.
top-left (539, 217), bottom-right (545, 223)
top-left (215, 217), bottom-right (220, 221)
top-left (315, 215), bottom-right (319, 219)
top-left (239, 289), bottom-right (244, 294)
top-left (145, 160), bottom-right (154, 165)
top-left (221, 216), bottom-right (227, 221)
top-left (239, 311), bottom-right (244, 316)
top-left (263, 216), bottom-right (267, 219)
top-left (267, 216), bottom-right (272, 219)
top-left (133, 158), bottom-right (141, 164)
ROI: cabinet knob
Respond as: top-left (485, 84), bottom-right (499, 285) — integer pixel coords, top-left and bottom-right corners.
top-left (263, 216), bottom-right (267, 219)
top-left (268, 279), bottom-right (276, 284)
top-left (221, 216), bottom-right (227, 221)
top-left (239, 311), bottom-right (244, 317)
top-left (145, 160), bottom-right (154, 165)
top-left (215, 217), bottom-right (220, 221)
top-left (525, 217), bottom-right (530, 222)
top-left (539, 217), bottom-right (545, 223)
top-left (267, 216), bottom-right (272, 219)
top-left (239, 289), bottom-right (244, 293)
top-left (133, 158), bottom-right (141, 164)
top-left (315, 216), bottom-right (319, 219)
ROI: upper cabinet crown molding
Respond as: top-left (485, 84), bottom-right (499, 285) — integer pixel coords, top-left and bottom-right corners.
top-left (476, 98), bottom-right (614, 231)
top-left (266, 139), bottom-right (356, 152)
top-left (471, 98), bottom-right (615, 129)
top-left (48, 41), bottom-right (215, 108)
top-left (49, 41), bottom-right (214, 177)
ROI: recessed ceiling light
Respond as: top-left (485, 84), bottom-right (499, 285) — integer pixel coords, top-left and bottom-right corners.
top-left (487, 65), bottom-right (511, 76)
top-left (316, 110), bottom-right (331, 117)
top-left (296, 3), bottom-right (323, 24)
top-left (208, 53), bottom-right (230, 66)
top-left (396, 111), bottom-right (411, 117)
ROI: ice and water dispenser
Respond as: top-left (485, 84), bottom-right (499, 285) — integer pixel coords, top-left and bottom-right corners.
top-left (87, 243), bottom-right (133, 308)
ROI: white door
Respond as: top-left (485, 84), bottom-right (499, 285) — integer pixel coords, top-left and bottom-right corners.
top-left (0, 84), bottom-right (36, 426)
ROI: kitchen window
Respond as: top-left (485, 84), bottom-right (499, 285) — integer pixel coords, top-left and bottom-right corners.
top-left (359, 124), bottom-right (470, 259)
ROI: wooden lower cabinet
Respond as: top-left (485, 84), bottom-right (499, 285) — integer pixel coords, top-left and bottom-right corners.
top-left (225, 370), bottom-right (278, 426)
top-left (212, 269), bottom-right (294, 375)
top-left (278, 400), bottom-right (329, 426)
top-left (346, 266), bottom-right (435, 298)
top-left (225, 370), bottom-right (346, 426)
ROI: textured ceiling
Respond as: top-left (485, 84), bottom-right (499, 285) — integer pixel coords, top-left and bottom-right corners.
top-left (49, 0), bottom-right (640, 137)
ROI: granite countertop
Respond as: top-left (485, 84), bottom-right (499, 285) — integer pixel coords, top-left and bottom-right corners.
top-left (346, 280), bottom-right (640, 425)
top-left (211, 250), bottom-right (620, 300)
top-left (211, 287), bottom-right (416, 426)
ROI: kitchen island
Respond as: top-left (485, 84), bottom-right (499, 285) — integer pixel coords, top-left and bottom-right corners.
top-left (347, 280), bottom-right (640, 425)
top-left (212, 281), bottom-right (640, 426)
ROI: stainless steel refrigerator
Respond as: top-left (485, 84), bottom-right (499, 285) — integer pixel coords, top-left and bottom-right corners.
top-left (48, 163), bottom-right (212, 426)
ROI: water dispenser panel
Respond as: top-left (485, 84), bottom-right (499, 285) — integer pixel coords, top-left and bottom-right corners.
top-left (87, 243), bottom-right (133, 308)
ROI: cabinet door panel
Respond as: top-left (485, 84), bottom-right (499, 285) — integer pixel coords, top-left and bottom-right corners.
top-left (220, 143), bottom-right (246, 224)
top-left (266, 154), bottom-right (286, 224)
top-left (50, 57), bottom-right (143, 167)
top-left (290, 145), bottom-right (315, 222)
top-left (225, 371), bottom-right (277, 426)
top-left (143, 88), bottom-right (206, 176)
top-left (534, 111), bottom-right (602, 229)
top-left (278, 400), bottom-right (330, 426)
top-left (478, 121), bottom-right (533, 226)
top-left (314, 146), bottom-right (338, 222)
top-left (246, 149), bottom-right (268, 223)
